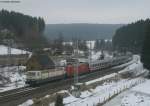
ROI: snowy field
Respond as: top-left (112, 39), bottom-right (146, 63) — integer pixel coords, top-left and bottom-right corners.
top-left (104, 79), bottom-right (150, 106)
top-left (0, 66), bottom-right (26, 92)
top-left (62, 78), bottom-right (145, 106)
top-left (0, 45), bottom-right (30, 92)
top-left (0, 45), bottom-right (29, 55)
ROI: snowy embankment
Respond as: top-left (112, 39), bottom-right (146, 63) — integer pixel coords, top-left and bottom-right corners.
top-left (21, 78), bottom-right (145, 106)
top-left (0, 66), bottom-right (26, 92)
top-left (62, 55), bottom-right (147, 106)
top-left (85, 73), bottom-right (117, 85)
top-left (0, 45), bottom-right (30, 92)
top-left (63, 78), bottom-right (145, 106)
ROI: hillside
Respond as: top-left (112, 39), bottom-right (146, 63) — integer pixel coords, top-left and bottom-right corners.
top-left (113, 19), bottom-right (150, 53)
top-left (0, 10), bottom-right (47, 50)
top-left (44, 24), bottom-right (123, 40)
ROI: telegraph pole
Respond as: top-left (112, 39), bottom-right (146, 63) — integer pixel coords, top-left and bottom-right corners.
top-left (74, 39), bottom-right (79, 84)
top-left (88, 41), bottom-right (92, 68)
top-left (90, 41), bottom-right (92, 64)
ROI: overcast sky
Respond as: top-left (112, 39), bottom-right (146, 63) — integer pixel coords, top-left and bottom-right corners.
top-left (0, 0), bottom-right (150, 24)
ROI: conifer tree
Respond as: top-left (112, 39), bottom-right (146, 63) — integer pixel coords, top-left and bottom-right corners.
top-left (55, 94), bottom-right (63, 106)
top-left (141, 24), bottom-right (150, 71)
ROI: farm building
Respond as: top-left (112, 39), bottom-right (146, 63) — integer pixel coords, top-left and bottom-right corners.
top-left (26, 53), bottom-right (55, 71)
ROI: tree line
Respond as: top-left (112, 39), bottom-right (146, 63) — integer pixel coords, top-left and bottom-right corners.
top-left (94, 39), bottom-right (112, 52)
top-left (113, 19), bottom-right (150, 53)
top-left (141, 21), bottom-right (150, 73)
top-left (49, 33), bottom-right (112, 56)
top-left (0, 9), bottom-right (47, 50)
top-left (49, 34), bottom-right (88, 56)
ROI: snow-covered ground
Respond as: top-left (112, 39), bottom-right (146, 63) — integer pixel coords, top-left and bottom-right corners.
top-left (0, 45), bottom-right (29, 55)
top-left (0, 45), bottom-right (30, 92)
top-left (63, 78), bottom-right (145, 106)
top-left (104, 79), bottom-right (150, 106)
top-left (89, 51), bottom-right (113, 61)
top-left (0, 66), bottom-right (26, 92)
top-left (90, 51), bottom-right (102, 60)
top-left (21, 78), bottom-right (145, 106)
top-left (19, 99), bottom-right (33, 106)
top-left (62, 55), bottom-right (146, 106)
top-left (118, 55), bottom-right (148, 76)
top-left (63, 40), bottom-right (95, 49)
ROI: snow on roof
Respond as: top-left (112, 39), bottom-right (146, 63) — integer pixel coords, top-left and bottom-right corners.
top-left (90, 51), bottom-right (101, 61)
top-left (0, 45), bottom-right (29, 55)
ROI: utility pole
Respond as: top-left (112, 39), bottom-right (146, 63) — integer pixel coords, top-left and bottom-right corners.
top-left (90, 41), bottom-right (92, 64)
top-left (4, 39), bottom-right (13, 66)
top-left (71, 39), bottom-right (82, 98)
top-left (74, 39), bottom-right (79, 84)
top-left (2, 29), bottom-right (14, 66)
top-left (88, 41), bottom-right (92, 67)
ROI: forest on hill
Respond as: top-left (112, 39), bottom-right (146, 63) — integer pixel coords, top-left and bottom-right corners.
top-left (0, 9), bottom-right (47, 50)
top-left (113, 19), bottom-right (150, 53)
top-left (44, 24), bottom-right (123, 40)
top-left (141, 21), bottom-right (150, 72)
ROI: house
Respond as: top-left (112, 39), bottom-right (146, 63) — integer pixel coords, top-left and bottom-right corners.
top-left (26, 53), bottom-right (55, 71)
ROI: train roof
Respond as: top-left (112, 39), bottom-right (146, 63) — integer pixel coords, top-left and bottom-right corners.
top-left (89, 55), bottom-right (128, 65)
top-left (89, 58), bottom-right (112, 65)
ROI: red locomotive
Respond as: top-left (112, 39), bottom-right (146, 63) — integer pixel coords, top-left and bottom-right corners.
top-left (65, 63), bottom-right (89, 77)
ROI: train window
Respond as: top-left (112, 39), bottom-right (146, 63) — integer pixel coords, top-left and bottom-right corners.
top-left (37, 72), bottom-right (40, 76)
top-left (28, 72), bottom-right (36, 76)
top-left (92, 64), bottom-right (94, 67)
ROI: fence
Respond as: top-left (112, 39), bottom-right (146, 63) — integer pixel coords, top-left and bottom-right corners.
top-left (65, 78), bottom-right (145, 106)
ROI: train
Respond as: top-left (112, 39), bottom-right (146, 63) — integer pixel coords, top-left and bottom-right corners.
top-left (26, 55), bottom-right (132, 85)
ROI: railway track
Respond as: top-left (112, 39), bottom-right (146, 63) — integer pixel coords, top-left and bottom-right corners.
top-left (0, 63), bottom-right (131, 106)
